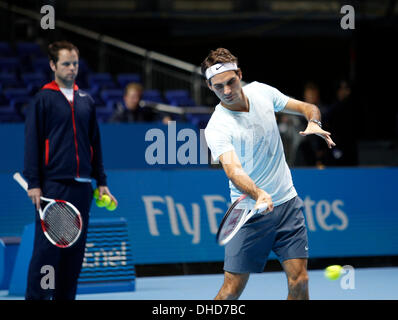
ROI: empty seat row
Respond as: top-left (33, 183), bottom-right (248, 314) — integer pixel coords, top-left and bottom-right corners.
top-left (0, 41), bottom-right (44, 57)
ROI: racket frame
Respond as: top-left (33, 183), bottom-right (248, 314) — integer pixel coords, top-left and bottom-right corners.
top-left (13, 172), bottom-right (83, 248)
top-left (40, 197), bottom-right (83, 248)
top-left (216, 194), bottom-right (268, 246)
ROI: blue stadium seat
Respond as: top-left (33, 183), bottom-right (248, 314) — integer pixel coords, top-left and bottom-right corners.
top-left (0, 90), bottom-right (8, 105)
top-left (171, 96), bottom-right (196, 107)
top-left (0, 73), bottom-right (35, 91)
top-left (75, 60), bottom-right (91, 87)
top-left (21, 72), bottom-right (48, 87)
top-left (0, 42), bottom-right (13, 57)
top-left (87, 73), bottom-right (116, 89)
top-left (95, 105), bottom-right (114, 122)
top-left (3, 88), bottom-right (31, 101)
top-left (87, 72), bottom-right (112, 81)
top-left (27, 83), bottom-right (44, 95)
top-left (0, 58), bottom-right (19, 73)
top-left (0, 113), bottom-right (23, 122)
top-left (117, 73), bottom-right (142, 88)
top-left (142, 89), bottom-right (164, 103)
top-left (21, 72), bottom-right (48, 93)
top-left (0, 73), bottom-right (19, 86)
top-left (10, 96), bottom-right (31, 117)
top-left (16, 42), bottom-right (42, 57)
top-left (78, 59), bottom-right (90, 73)
top-left (165, 89), bottom-right (189, 100)
top-left (186, 113), bottom-right (211, 129)
top-left (0, 101), bottom-right (21, 120)
top-left (105, 99), bottom-right (124, 111)
top-left (165, 89), bottom-right (195, 106)
top-left (100, 89), bottom-right (124, 103)
top-left (31, 57), bottom-right (50, 73)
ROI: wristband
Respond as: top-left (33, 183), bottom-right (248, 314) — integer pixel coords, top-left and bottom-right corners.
top-left (309, 119), bottom-right (322, 128)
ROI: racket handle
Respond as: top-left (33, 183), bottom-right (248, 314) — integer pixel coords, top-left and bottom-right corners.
top-left (241, 203), bottom-right (269, 225)
top-left (13, 172), bottom-right (28, 192)
top-left (253, 203), bottom-right (268, 215)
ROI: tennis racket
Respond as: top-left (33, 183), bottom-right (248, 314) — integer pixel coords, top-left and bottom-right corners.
top-left (13, 172), bottom-right (83, 248)
top-left (216, 194), bottom-right (268, 246)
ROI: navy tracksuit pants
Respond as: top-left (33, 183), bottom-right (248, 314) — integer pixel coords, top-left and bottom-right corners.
top-left (25, 179), bottom-right (93, 300)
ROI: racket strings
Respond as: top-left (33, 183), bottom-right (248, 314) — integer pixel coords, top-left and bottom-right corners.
top-left (45, 213), bottom-right (78, 245)
top-left (43, 202), bottom-right (81, 246)
top-left (220, 208), bottom-right (245, 239)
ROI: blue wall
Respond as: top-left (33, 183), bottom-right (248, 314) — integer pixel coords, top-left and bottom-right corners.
top-left (1, 123), bottom-right (397, 264)
top-left (0, 123), bottom-right (208, 172)
top-left (1, 168), bottom-right (397, 264)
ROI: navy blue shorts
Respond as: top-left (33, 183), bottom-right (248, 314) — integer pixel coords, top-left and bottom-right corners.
top-left (224, 196), bottom-right (309, 273)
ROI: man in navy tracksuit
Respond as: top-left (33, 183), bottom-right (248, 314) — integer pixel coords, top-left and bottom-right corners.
top-left (23, 41), bottom-right (118, 300)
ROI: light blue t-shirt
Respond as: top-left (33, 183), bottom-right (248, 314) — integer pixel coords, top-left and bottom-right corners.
top-left (204, 81), bottom-right (297, 206)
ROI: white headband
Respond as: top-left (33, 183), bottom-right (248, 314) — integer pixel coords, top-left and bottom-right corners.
top-left (205, 62), bottom-right (238, 80)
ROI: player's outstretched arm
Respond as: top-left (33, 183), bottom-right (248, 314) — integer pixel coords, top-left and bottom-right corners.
top-left (284, 98), bottom-right (336, 149)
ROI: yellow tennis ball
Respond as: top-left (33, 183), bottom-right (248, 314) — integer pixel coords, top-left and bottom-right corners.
top-left (324, 265), bottom-right (343, 281)
top-left (95, 198), bottom-right (106, 207)
top-left (106, 200), bottom-right (117, 211)
top-left (93, 188), bottom-right (99, 200)
top-left (100, 195), bottom-right (111, 207)
top-left (95, 194), bottom-right (111, 207)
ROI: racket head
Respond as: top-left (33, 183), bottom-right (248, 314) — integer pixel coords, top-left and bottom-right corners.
top-left (40, 199), bottom-right (83, 248)
top-left (216, 194), bottom-right (250, 246)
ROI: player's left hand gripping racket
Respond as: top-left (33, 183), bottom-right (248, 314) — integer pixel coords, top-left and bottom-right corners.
top-left (13, 172), bottom-right (83, 248)
top-left (216, 194), bottom-right (268, 246)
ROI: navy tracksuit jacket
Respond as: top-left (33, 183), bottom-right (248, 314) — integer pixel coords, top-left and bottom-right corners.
top-left (23, 81), bottom-right (107, 300)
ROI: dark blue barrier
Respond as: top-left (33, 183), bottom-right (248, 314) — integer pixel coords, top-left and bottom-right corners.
top-left (0, 237), bottom-right (19, 290)
top-left (8, 218), bottom-right (135, 296)
top-left (1, 168), bottom-right (397, 266)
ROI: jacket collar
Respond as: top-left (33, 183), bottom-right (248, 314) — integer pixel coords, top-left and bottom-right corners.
top-left (42, 80), bottom-right (79, 91)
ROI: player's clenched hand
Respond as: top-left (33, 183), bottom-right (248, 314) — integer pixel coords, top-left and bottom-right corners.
top-left (254, 189), bottom-right (273, 213)
top-left (28, 188), bottom-right (42, 211)
top-left (299, 121), bottom-right (336, 149)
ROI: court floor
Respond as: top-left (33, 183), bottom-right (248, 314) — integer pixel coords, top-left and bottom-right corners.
top-left (1, 267), bottom-right (397, 300)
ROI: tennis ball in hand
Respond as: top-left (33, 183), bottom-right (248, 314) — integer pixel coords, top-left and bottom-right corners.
top-left (106, 200), bottom-right (117, 211)
top-left (96, 194), bottom-right (111, 207)
top-left (324, 265), bottom-right (343, 281)
top-left (93, 188), bottom-right (99, 200)
top-left (95, 198), bottom-right (106, 207)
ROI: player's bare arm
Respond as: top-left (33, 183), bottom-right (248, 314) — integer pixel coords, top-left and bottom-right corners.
top-left (284, 98), bottom-right (336, 149)
top-left (219, 150), bottom-right (274, 212)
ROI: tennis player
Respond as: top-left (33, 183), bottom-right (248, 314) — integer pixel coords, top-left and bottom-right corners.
top-left (202, 48), bottom-right (335, 300)
top-left (23, 41), bottom-right (117, 300)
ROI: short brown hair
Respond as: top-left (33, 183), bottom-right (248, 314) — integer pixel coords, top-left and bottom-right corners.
top-left (48, 41), bottom-right (79, 64)
top-left (124, 82), bottom-right (143, 96)
top-left (201, 48), bottom-right (239, 78)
